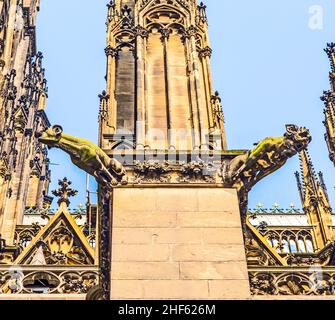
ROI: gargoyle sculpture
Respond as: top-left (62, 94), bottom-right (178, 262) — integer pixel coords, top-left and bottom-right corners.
top-left (37, 125), bottom-right (126, 187)
top-left (226, 124), bottom-right (312, 191)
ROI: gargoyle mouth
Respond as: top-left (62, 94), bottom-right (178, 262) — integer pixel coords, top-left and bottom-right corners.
top-left (37, 125), bottom-right (64, 146)
top-left (37, 134), bottom-right (58, 147)
top-left (294, 143), bottom-right (305, 152)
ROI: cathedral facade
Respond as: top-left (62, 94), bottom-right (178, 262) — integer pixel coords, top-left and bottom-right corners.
top-left (0, 0), bottom-right (51, 248)
top-left (1, 0), bottom-right (335, 300)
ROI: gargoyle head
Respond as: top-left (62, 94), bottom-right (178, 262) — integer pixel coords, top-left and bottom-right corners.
top-left (284, 124), bottom-right (312, 153)
top-left (36, 125), bottom-right (64, 148)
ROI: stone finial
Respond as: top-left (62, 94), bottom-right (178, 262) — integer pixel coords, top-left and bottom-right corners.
top-left (324, 43), bottom-right (335, 72)
top-left (52, 177), bottom-right (78, 207)
top-left (273, 203), bottom-right (280, 210)
top-left (197, 2), bottom-right (208, 23)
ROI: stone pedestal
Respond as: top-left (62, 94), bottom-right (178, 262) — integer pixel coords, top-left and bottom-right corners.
top-left (110, 186), bottom-right (250, 300)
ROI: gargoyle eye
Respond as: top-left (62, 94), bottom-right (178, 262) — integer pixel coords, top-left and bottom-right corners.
top-left (52, 125), bottom-right (63, 136)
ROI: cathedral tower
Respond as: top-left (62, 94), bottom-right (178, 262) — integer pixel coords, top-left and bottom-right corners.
top-left (99, 0), bottom-right (250, 300)
top-left (0, 0), bottom-right (51, 245)
top-left (100, 0), bottom-right (227, 152)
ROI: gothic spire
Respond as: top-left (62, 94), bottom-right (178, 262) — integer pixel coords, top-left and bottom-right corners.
top-left (295, 149), bottom-right (334, 249)
top-left (322, 43), bottom-right (335, 166)
top-left (101, 0), bottom-right (227, 151)
top-left (324, 42), bottom-right (335, 73)
top-left (296, 149), bottom-right (330, 208)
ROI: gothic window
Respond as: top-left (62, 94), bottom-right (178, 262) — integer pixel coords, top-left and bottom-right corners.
top-left (305, 239), bottom-right (314, 253)
top-left (272, 239), bottom-right (280, 252)
top-left (281, 239), bottom-right (290, 253)
top-left (289, 239), bottom-right (298, 254)
top-left (298, 239), bottom-right (307, 253)
top-left (269, 230), bottom-right (316, 255)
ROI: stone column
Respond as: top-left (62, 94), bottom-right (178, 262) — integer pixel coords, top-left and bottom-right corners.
top-left (200, 47), bottom-right (215, 131)
top-left (105, 46), bottom-right (118, 137)
top-left (135, 30), bottom-right (147, 149)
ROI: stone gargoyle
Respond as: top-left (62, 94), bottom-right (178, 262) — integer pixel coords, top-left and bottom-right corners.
top-left (37, 125), bottom-right (126, 187)
top-left (226, 124), bottom-right (312, 191)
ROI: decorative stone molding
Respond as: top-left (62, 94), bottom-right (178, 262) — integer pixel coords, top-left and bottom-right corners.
top-left (185, 25), bottom-right (197, 39)
top-left (199, 46), bottom-right (212, 59)
top-left (0, 268), bottom-right (99, 295)
top-left (159, 27), bottom-right (171, 42)
top-left (133, 160), bottom-right (172, 183)
top-left (250, 269), bottom-right (335, 296)
top-left (104, 45), bottom-right (119, 58)
top-left (131, 160), bottom-right (221, 185)
top-left (134, 25), bottom-right (149, 38)
top-left (178, 161), bottom-right (216, 183)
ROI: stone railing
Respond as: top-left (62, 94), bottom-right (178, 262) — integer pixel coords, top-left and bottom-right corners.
top-left (24, 207), bottom-right (87, 216)
top-left (0, 266), bottom-right (99, 295)
top-left (249, 267), bottom-right (335, 296)
top-left (248, 207), bottom-right (304, 215)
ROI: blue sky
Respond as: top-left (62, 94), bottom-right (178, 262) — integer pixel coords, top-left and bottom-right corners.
top-left (37, 0), bottom-right (335, 210)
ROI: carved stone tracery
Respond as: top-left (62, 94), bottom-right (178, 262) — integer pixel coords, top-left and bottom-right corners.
top-left (250, 270), bottom-right (335, 296)
top-left (0, 269), bottom-right (99, 294)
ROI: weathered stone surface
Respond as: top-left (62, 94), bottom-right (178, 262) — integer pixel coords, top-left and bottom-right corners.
top-left (110, 187), bottom-right (250, 300)
top-left (112, 262), bottom-right (180, 280)
top-left (209, 280), bottom-right (251, 299)
top-left (142, 280), bottom-right (209, 300)
top-left (177, 212), bottom-right (241, 228)
top-left (198, 189), bottom-right (240, 213)
top-left (152, 228), bottom-right (203, 244)
top-left (172, 244), bottom-right (246, 262)
top-left (112, 244), bottom-right (170, 262)
top-left (180, 262), bottom-right (248, 280)
top-left (111, 280), bottom-right (144, 299)
top-left (113, 228), bottom-right (153, 244)
top-left (203, 228), bottom-right (244, 244)
top-left (155, 189), bottom-right (199, 212)
top-left (113, 212), bottom-right (177, 228)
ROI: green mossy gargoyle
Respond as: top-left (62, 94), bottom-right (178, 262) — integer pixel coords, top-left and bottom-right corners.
top-left (37, 125), bottom-right (126, 187)
top-left (226, 124), bottom-right (312, 191)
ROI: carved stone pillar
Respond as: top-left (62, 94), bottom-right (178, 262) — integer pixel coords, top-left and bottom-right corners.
top-left (105, 46), bottom-right (118, 138)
